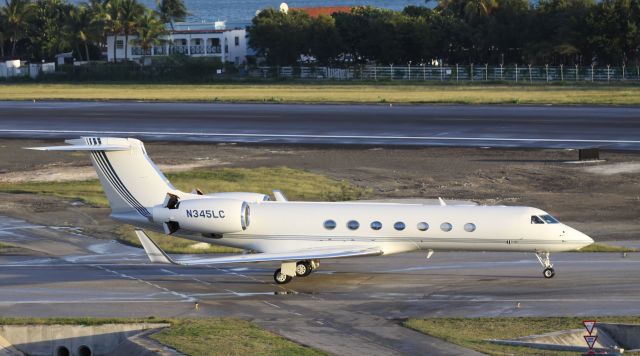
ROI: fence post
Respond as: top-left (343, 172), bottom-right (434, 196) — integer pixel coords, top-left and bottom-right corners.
top-left (408, 62), bottom-right (411, 81)
top-left (440, 64), bottom-right (443, 81)
top-left (576, 64), bottom-right (579, 81)
top-left (591, 64), bottom-right (594, 82)
top-left (622, 65), bottom-right (625, 81)
top-left (374, 65), bottom-right (377, 80)
top-left (390, 64), bottom-right (393, 81)
top-left (422, 63), bottom-right (425, 81)
top-left (470, 63), bottom-right (473, 81)
top-left (485, 63), bottom-right (488, 81)
top-left (560, 64), bottom-right (564, 82)
top-left (545, 64), bottom-right (549, 83)
top-left (456, 64), bottom-right (459, 83)
top-left (528, 64), bottom-right (532, 83)
top-left (500, 63), bottom-right (503, 80)
top-left (515, 64), bottom-right (518, 83)
top-left (607, 65), bottom-right (610, 84)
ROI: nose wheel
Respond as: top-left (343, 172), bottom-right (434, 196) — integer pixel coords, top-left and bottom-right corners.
top-left (536, 251), bottom-right (555, 279)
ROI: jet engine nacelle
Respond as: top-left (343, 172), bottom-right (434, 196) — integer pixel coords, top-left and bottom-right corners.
top-left (153, 198), bottom-right (250, 234)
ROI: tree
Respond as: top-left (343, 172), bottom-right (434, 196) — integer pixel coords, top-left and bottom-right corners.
top-left (0, 10), bottom-right (6, 57)
top-left (2, 0), bottom-right (33, 57)
top-left (307, 14), bottom-right (339, 64)
top-left (464, 0), bottom-right (497, 20)
top-left (248, 8), bottom-right (311, 65)
top-left (103, 0), bottom-right (123, 61)
top-left (156, 0), bottom-right (186, 29)
top-left (131, 8), bottom-right (165, 64)
top-left (28, 0), bottom-right (73, 60)
top-left (66, 4), bottom-right (98, 61)
top-left (119, 0), bottom-right (144, 60)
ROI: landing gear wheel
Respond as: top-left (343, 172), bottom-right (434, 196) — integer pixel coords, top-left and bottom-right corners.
top-left (296, 261), bottom-right (312, 277)
top-left (274, 268), bottom-right (292, 284)
top-left (543, 267), bottom-right (555, 279)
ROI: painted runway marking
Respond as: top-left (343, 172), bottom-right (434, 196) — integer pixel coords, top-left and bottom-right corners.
top-left (94, 265), bottom-right (194, 301)
top-left (263, 301), bottom-right (280, 308)
top-left (3, 128), bottom-right (640, 144)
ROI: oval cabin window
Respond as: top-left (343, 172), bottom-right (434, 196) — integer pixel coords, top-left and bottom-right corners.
top-left (370, 221), bottom-right (382, 230)
top-left (394, 222), bottom-right (406, 231)
top-left (464, 223), bottom-right (476, 232)
top-left (324, 220), bottom-right (336, 230)
top-left (347, 220), bottom-right (360, 230)
top-left (417, 222), bottom-right (429, 231)
top-left (440, 222), bottom-right (453, 232)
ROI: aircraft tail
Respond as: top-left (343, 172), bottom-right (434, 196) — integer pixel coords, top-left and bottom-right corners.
top-left (29, 137), bottom-right (178, 224)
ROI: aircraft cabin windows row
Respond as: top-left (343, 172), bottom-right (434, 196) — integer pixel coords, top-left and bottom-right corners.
top-left (323, 219), bottom-right (477, 232)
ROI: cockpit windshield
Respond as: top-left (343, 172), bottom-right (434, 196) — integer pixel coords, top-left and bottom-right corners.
top-left (540, 214), bottom-right (560, 224)
top-left (531, 216), bottom-right (544, 224)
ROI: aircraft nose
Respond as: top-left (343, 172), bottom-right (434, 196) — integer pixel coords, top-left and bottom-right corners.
top-left (566, 225), bottom-right (594, 246)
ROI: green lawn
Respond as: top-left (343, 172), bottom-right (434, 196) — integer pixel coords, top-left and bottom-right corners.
top-left (405, 316), bottom-right (640, 356)
top-left (0, 317), bottom-right (324, 356)
top-left (1, 83), bottom-right (640, 105)
top-left (0, 167), bottom-right (368, 253)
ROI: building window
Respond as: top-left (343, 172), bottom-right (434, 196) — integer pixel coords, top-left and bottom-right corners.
top-left (347, 220), bottom-right (359, 230)
top-left (440, 222), bottom-right (453, 232)
top-left (370, 221), bottom-right (382, 230)
top-left (464, 223), bottom-right (476, 232)
top-left (417, 222), bottom-right (429, 231)
top-left (116, 40), bottom-right (123, 49)
top-left (324, 220), bottom-right (336, 230)
top-left (195, 39), bottom-right (201, 45)
top-left (235, 36), bottom-right (239, 46)
top-left (394, 222), bottom-right (405, 231)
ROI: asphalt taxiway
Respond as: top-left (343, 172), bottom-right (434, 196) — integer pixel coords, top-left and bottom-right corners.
top-left (2, 215), bottom-right (640, 355)
top-left (1, 101), bottom-right (640, 149)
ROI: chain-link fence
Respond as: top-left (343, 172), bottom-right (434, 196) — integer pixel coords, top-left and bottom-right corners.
top-left (248, 64), bottom-right (640, 82)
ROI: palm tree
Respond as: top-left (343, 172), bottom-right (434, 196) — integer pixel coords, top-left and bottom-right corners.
top-left (2, 0), bottom-right (33, 58)
top-left (463, 0), bottom-right (496, 20)
top-left (0, 11), bottom-right (6, 58)
top-left (67, 4), bottom-right (96, 61)
top-left (156, 0), bottom-right (186, 30)
top-left (103, 0), bottom-right (123, 61)
top-left (119, 0), bottom-right (143, 60)
top-left (132, 9), bottom-right (165, 64)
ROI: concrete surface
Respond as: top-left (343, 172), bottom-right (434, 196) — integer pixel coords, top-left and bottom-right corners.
top-left (3, 216), bottom-right (640, 355)
top-left (0, 323), bottom-right (171, 356)
top-left (1, 102), bottom-right (640, 149)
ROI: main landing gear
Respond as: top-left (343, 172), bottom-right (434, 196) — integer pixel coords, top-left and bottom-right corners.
top-left (535, 251), bottom-right (555, 279)
top-left (273, 260), bottom-right (318, 284)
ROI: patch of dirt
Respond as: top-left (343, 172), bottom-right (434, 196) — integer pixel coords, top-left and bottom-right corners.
top-left (1, 139), bottom-right (638, 242)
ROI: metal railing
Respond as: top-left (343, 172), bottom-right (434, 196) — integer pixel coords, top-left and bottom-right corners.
top-left (248, 65), bottom-right (640, 82)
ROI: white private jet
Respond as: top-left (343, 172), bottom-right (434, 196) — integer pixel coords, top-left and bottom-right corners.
top-left (31, 137), bottom-right (594, 284)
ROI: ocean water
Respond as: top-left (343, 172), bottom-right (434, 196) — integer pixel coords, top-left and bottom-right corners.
top-left (104, 0), bottom-right (427, 26)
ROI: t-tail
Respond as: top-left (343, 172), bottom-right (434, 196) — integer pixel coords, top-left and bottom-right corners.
top-left (28, 137), bottom-right (180, 227)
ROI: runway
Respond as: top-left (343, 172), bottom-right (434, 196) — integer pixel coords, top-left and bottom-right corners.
top-left (2, 216), bottom-right (640, 355)
top-left (1, 101), bottom-right (639, 149)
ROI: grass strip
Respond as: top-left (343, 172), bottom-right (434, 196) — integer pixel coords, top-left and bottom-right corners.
top-left (405, 316), bottom-right (640, 356)
top-left (0, 317), bottom-right (323, 356)
top-left (578, 242), bottom-right (638, 252)
top-left (2, 83), bottom-right (640, 105)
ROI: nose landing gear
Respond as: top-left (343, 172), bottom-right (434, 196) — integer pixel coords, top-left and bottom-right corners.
top-left (536, 251), bottom-right (555, 279)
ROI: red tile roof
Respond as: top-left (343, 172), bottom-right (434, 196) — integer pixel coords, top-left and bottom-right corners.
top-left (292, 6), bottom-right (353, 17)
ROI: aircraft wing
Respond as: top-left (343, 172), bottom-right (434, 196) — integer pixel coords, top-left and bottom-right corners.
top-left (135, 230), bottom-right (382, 266)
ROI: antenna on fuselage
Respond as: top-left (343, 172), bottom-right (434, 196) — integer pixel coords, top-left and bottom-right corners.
top-left (438, 197), bottom-right (447, 206)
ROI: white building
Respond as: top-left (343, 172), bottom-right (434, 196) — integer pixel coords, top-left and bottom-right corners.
top-left (106, 22), bottom-right (248, 66)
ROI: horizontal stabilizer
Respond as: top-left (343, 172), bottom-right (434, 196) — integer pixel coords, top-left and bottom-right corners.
top-left (26, 137), bottom-right (131, 151)
top-left (135, 229), bottom-right (177, 264)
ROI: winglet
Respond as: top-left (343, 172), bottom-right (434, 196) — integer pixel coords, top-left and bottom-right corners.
top-left (438, 197), bottom-right (447, 206)
top-left (135, 229), bottom-right (177, 264)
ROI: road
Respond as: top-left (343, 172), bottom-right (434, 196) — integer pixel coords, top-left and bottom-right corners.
top-left (2, 216), bottom-right (640, 355)
top-left (1, 101), bottom-right (639, 149)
